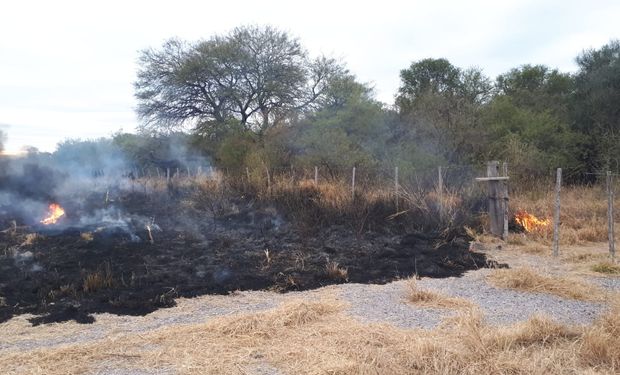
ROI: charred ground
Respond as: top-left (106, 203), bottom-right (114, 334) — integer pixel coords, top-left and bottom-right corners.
top-left (0, 176), bottom-right (502, 325)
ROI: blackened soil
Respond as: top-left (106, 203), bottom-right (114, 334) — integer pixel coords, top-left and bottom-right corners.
top-left (0, 193), bottom-right (502, 325)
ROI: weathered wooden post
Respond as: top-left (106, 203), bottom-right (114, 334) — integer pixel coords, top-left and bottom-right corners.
top-left (437, 166), bottom-right (444, 219)
top-left (502, 162), bottom-right (509, 240)
top-left (607, 171), bottom-right (615, 260)
top-left (395, 166), bottom-right (399, 212)
top-left (246, 167), bottom-right (251, 182)
top-left (265, 166), bottom-right (271, 192)
top-left (351, 167), bottom-right (356, 200)
top-left (553, 168), bottom-right (562, 257)
top-left (314, 166), bottom-right (318, 185)
top-left (475, 161), bottom-right (509, 239)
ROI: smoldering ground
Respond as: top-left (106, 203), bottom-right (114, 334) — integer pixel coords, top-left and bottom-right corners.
top-left (0, 137), bottom-right (499, 325)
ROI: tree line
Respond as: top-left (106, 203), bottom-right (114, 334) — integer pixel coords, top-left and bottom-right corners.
top-left (8, 25), bottom-right (618, 184)
top-left (133, 26), bottom-right (620, 182)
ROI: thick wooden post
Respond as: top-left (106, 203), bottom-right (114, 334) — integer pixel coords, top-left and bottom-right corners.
top-left (607, 171), bottom-right (616, 260)
top-left (487, 161), bottom-right (502, 236)
top-left (166, 167), bottom-right (170, 182)
top-left (553, 168), bottom-right (562, 257)
top-left (351, 167), bottom-right (356, 199)
top-left (502, 162), bottom-right (509, 240)
top-left (246, 167), bottom-right (251, 182)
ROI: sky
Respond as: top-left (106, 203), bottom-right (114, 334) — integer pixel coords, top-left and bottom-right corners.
top-left (0, 0), bottom-right (618, 153)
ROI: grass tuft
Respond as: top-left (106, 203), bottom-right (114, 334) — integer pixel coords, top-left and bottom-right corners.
top-left (488, 267), bottom-right (604, 301)
top-left (405, 279), bottom-right (473, 309)
top-left (591, 261), bottom-right (620, 274)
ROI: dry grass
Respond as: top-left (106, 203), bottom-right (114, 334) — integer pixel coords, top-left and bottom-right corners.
top-left (2, 296), bottom-right (620, 374)
top-left (405, 279), bottom-right (474, 309)
top-left (20, 233), bottom-right (41, 246)
top-left (80, 232), bottom-right (94, 242)
top-left (591, 261), bottom-right (620, 275)
top-left (82, 262), bottom-right (114, 293)
top-left (512, 185), bottom-right (619, 245)
top-left (488, 267), bottom-right (604, 301)
top-left (325, 260), bottom-right (348, 282)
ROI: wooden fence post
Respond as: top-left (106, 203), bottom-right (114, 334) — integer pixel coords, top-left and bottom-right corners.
top-left (314, 166), bottom-right (318, 185)
top-left (166, 168), bottom-right (170, 182)
top-left (438, 166), bottom-right (444, 218)
top-left (553, 168), bottom-right (562, 257)
top-left (607, 171), bottom-right (616, 260)
top-left (351, 167), bottom-right (356, 199)
top-left (475, 161), bottom-right (510, 238)
top-left (502, 162), bottom-right (509, 240)
top-left (395, 166), bottom-right (399, 211)
top-left (486, 161), bottom-right (502, 236)
top-left (265, 166), bottom-right (271, 192)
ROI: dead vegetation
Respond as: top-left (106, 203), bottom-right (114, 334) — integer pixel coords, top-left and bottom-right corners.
top-left (325, 260), bottom-right (348, 282)
top-left (405, 279), bottom-right (473, 309)
top-left (591, 261), bottom-right (620, 275)
top-left (512, 185), bottom-right (620, 245)
top-left (82, 262), bottom-right (114, 293)
top-left (2, 295), bottom-right (620, 374)
top-left (488, 267), bottom-right (604, 301)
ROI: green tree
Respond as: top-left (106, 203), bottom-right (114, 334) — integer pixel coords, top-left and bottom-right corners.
top-left (479, 96), bottom-right (581, 178)
top-left (396, 58), bottom-right (492, 163)
top-left (573, 40), bottom-right (620, 170)
top-left (294, 76), bottom-right (387, 175)
top-left (496, 64), bottom-right (573, 119)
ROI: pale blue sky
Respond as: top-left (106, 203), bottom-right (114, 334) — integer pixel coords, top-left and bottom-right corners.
top-left (1, 0), bottom-right (619, 153)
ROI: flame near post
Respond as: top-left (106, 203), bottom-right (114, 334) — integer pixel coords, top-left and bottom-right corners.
top-left (514, 210), bottom-right (550, 232)
top-left (41, 203), bottom-right (65, 225)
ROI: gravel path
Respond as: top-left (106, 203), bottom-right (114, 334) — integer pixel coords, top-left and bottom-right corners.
top-left (337, 269), bottom-right (606, 328)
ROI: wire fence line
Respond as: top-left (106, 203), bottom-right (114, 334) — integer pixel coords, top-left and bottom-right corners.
top-left (109, 161), bottom-right (620, 261)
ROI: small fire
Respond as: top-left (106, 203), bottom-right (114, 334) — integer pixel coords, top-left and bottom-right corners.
top-left (41, 203), bottom-right (65, 225)
top-left (514, 210), bottom-right (550, 232)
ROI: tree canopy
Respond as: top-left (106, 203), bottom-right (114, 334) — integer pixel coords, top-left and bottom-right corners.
top-left (135, 25), bottom-right (344, 138)
top-left (129, 28), bottom-right (620, 182)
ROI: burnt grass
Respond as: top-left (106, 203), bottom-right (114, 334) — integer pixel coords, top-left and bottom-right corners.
top-left (0, 184), bottom-right (502, 325)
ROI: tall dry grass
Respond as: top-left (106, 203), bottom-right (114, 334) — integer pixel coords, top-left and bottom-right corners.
top-left (185, 171), bottom-right (485, 236)
top-left (512, 184), bottom-right (619, 245)
top-left (2, 296), bottom-right (620, 374)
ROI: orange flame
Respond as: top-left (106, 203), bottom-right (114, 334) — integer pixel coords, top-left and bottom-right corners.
top-left (41, 203), bottom-right (65, 225)
top-left (514, 210), bottom-right (550, 232)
